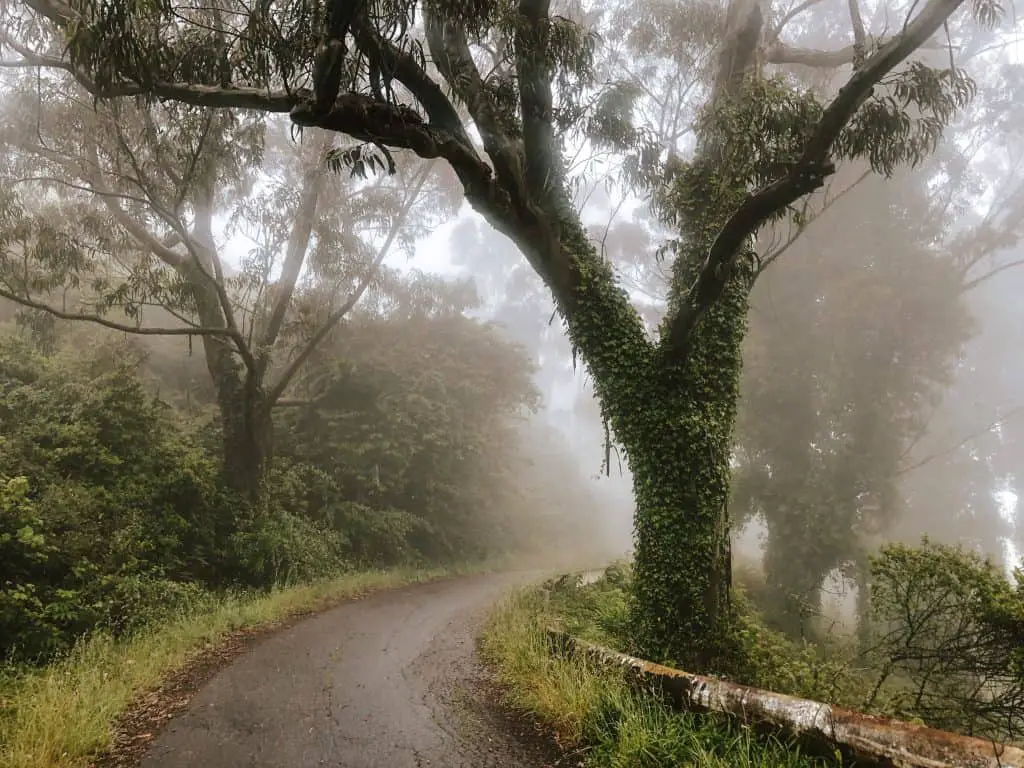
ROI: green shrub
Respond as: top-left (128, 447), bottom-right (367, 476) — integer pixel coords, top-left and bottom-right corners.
top-left (87, 574), bottom-right (214, 638)
top-left (861, 539), bottom-right (1024, 741)
top-left (0, 338), bottom-right (231, 661)
top-left (482, 585), bottom-right (839, 768)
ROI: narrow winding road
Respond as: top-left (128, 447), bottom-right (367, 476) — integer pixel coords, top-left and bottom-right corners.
top-left (140, 572), bottom-right (558, 768)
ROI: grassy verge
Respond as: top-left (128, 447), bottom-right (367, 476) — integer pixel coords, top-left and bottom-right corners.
top-left (0, 564), bottom-right (478, 768)
top-left (481, 582), bottom-right (842, 768)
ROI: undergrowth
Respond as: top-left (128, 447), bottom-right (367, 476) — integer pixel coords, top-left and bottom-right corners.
top-left (492, 553), bottom-right (1024, 759)
top-left (481, 576), bottom-right (842, 768)
top-left (0, 565), bottom-right (474, 768)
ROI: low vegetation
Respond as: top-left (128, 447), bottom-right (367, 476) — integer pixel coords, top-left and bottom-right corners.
top-left (483, 549), bottom-right (1024, 766)
top-left (0, 302), bottom-right (615, 765)
top-left (481, 580), bottom-right (840, 768)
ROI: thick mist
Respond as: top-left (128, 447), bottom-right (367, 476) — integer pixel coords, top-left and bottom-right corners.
top-left (2, 0), bottom-right (1022, 663)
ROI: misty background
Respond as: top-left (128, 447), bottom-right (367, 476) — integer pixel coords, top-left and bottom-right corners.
top-left (3, 0), bottom-right (1023, 650)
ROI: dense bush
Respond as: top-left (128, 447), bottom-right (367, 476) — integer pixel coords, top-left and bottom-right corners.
top-left (0, 336), bottom-right (234, 660)
top-left (0, 305), bottom-right (558, 663)
top-left (862, 539), bottom-right (1024, 740)
top-left (275, 311), bottom-right (543, 565)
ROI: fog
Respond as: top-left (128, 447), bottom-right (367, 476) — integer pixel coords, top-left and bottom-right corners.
top-left (2, 0), bottom-right (1023, 643)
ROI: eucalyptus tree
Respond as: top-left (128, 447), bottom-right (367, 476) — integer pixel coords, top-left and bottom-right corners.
top-left (0, 62), bottom-right (452, 497)
top-left (735, 54), bottom-right (1024, 634)
top-left (592, 0), bottom-right (1022, 637)
top-left (4, 0), bottom-right (1003, 666)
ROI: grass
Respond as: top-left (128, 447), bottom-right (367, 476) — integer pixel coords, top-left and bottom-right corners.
top-left (0, 564), bottom-right (478, 768)
top-left (480, 582), bottom-right (843, 768)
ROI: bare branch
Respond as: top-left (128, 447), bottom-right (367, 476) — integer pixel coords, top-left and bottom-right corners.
top-left (265, 160), bottom-right (436, 406)
top-left (758, 167), bottom-right (872, 273)
top-left (894, 404), bottom-right (1024, 477)
top-left (848, 0), bottom-right (868, 61)
top-left (769, 0), bottom-right (827, 41)
top-left (765, 41), bottom-right (862, 68)
top-left (81, 139), bottom-right (190, 267)
top-left (258, 131), bottom-right (331, 361)
top-left (962, 258), bottom-right (1024, 291)
top-left (0, 286), bottom-right (232, 339)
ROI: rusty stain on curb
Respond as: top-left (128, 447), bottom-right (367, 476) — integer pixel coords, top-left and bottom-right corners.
top-left (546, 629), bottom-right (1024, 768)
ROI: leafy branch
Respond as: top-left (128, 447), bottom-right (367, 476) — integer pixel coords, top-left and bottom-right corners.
top-left (662, 0), bottom-right (977, 360)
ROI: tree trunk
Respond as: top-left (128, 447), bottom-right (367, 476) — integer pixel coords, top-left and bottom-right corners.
top-left (499, 202), bottom-right (752, 669)
top-left (762, 537), bottom-right (828, 637)
top-left (626, 264), bottom-right (752, 671)
top-left (214, 362), bottom-right (274, 500)
top-left (184, 253), bottom-right (273, 499)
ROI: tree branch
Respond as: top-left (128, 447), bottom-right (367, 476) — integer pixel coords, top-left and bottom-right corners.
top-left (848, 0), bottom-right (867, 61)
top-left (515, 0), bottom-right (560, 207)
top-left (265, 160), bottom-right (434, 406)
top-left (894, 404), bottom-right (1024, 478)
top-left (765, 37), bottom-right (945, 68)
top-left (769, 0), bottom-right (827, 41)
top-left (757, 167), bottom-right (872, 274)
top-left (962, 258), bottom-right (1024, 292)
top-left (22, 0), bottom-right (523, 266)
top-left (765, 41), bottom-right (862, 68)
top-left (79, 136), bottom-right (188, 268)
top-left (663, 0), bottom-right (969, 359)
top-left (257, 131), bottom-right (331, 364)
top-left (187, 178), bottom-right (258, 375)
top-left (423, 13), bottom-right (527, 205)
top-left (0, 286), bottom-right (233, 339)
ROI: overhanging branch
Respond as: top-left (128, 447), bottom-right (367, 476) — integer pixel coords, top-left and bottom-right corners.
top-left (0, 286), bottom-right (234, 339)
top-left (663, 0), bottom-right (970, 359)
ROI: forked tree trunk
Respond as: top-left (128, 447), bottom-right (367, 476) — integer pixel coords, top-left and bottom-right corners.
top-left (626, 266), bottom-right (752, 671)
top-left (505, 205), bottom-right (752, 669)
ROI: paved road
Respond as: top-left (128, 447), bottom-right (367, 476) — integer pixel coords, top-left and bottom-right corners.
top-left (141, 572), bottom-right (557, 768)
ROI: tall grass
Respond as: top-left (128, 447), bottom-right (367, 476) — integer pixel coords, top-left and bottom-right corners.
top-left (0, 566), bottom-right (464, 768)
top-left (481, 586), bottom-right (842, 768)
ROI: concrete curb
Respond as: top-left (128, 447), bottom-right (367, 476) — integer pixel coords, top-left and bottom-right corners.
top-left (546, 629), bottom-right (1024, 768)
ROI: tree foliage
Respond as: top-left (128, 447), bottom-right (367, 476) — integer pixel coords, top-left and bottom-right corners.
top-left (863, 540), bottom-right (1024, 740)
top-left (0, 60), bottom-right (456, 496)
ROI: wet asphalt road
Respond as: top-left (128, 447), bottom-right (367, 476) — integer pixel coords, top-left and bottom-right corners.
top-left (140, 572), bottom-right (556, 768)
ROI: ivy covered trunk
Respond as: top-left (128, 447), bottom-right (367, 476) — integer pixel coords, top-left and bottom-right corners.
top-left (541, 211), bottom-right (753, 670)
top-left (627, 263), bottom-right (752, 670)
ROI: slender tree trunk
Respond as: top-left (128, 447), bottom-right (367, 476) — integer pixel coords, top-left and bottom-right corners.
top-left (762, 537), bottom-right (828, 637)
top-left (184, 245), bottom-right (272, 498)
top-left (854, 552), bottom-right (873, 652)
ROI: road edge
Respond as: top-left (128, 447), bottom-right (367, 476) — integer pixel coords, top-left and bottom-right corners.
top-left (87, 570), bottom-right (474, 768)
